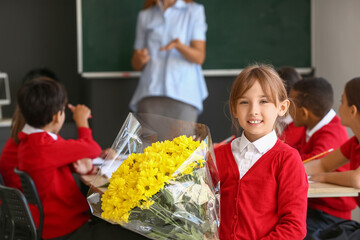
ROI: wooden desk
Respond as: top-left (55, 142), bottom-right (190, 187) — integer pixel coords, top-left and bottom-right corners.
top-left (81, 174), bottom-right (360, 198)
top-left (308, 182), bottom-right (360, 198)
top-left (81, 174), bottom-right (108, 194)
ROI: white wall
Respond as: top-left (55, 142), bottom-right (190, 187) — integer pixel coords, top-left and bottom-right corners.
top-left (312, 0), bottom-right (360, 119)
top-left (312, 0), bottom-right (360, 221)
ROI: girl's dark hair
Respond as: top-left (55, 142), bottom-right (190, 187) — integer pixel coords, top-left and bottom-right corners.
top-left (345, 77), bottom-right (360, 112)
top-left (276, 66), bottom-right (302, 95)
top-left (17, 78), bottom-right (67, 128)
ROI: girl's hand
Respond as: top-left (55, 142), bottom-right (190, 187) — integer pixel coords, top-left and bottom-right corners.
top-left (308, 173), bottom-right (326, 183)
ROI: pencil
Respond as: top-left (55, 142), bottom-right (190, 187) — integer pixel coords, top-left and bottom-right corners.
top-left (302, 148), bottom-right (334, 164)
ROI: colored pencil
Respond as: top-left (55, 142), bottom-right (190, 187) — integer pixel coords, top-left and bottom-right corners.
top-left (302, 148), bottom-right (334, 164)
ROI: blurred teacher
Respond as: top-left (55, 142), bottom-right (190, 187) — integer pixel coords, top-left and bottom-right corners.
top-left (130, 0), bottom-right (208, 122)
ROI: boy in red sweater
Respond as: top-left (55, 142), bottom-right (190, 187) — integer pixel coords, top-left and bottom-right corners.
top-left (0, 68), bottom-right (60, 190)
top-left (289, 77), bottom-right (356, 237)
top-left (16, 78), bottom-right (144, 239)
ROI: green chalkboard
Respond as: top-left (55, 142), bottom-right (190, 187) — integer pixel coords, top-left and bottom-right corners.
top-left (80, 0), bottom-right (311, 73)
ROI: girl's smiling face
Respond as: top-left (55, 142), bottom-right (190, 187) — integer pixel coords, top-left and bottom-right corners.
top-left (233, 81), bottom-right (289, 142)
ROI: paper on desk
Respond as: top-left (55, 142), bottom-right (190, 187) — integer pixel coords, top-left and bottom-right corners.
top-left (92, 157), bottom-right (105, 166)
top-left (99, 155), bottom-right (128, 179)
top-left (307, 175), bottom-right (314, 183)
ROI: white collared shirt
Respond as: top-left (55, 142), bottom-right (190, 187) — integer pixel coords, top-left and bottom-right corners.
top-left (231, 130), bottom-right (277, 179)
top-left (306, 109), bottom-right (336, 142)
top-left (22, 124), bottom-right (58, 140)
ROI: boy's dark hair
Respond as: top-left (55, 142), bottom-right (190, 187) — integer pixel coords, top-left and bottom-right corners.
top-left (291, 77), bottom-right (333, 118)
top-left (276, 66), bottom-right (302, 95)
top-left (22, 67), bottom-right (58, 83)
top-left (17, 78), bottom-right (67, 128)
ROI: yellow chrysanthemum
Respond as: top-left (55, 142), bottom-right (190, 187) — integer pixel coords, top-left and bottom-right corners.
top-left (101, 135), bottom-right (205, 224)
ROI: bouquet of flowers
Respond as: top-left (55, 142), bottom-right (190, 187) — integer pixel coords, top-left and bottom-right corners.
top-left (87, 113), bottom-right (220, 239)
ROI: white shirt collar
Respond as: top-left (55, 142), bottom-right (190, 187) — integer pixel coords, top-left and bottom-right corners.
top-left (239, 130), bottom-right (277, 154)
top-left (22, 124), bottom-right (58, 140)
top-left (306, 109), bottom-right (336, 142)
top-left (173, 0), bottom-right (186, 9)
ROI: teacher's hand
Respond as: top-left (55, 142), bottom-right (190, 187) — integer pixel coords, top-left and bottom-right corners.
top-left (160, 38), bottom-right (180, 51)
top-left (160, 38), bottom-right (206, 65)
top-left (131, 48), bottom-right (150, 71)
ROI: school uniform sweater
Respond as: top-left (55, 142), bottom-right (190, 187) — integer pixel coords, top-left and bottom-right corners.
top-left (278, 122), bottom-right (305, 149)
top-left (215, 140), bottom-right (308, 240)
top-left (341, 136), bottom-right (360, 207)
top-left (0, 138), bottom-right (21, 189)
top-left (0, 137), bottom-right (42, 226)
top-left (17, 127), bottom-right (102, 239)
top-left (297, 115), bottom-right (356, 220)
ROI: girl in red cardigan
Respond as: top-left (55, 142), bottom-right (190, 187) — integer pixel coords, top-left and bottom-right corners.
top-left (215, 64), bottom-right (308, 239)
top-left (306, 77), bottom-right (360, 207)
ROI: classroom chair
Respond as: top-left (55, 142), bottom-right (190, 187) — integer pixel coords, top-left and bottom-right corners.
top-left (0, 173), bottom-right (4, 185)
top-left (0, 184), bottom-right (38, 240)
top-left (14, 168), bottom-right (43, 240)
top-left (0, 172), bottom-right (9, 239)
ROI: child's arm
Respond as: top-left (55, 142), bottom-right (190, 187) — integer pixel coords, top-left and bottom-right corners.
top-left (305, 148), bottom-right (349, 175)
top-left (43, 104), bottom-right (102, 168)
top-left (310, 167), bottom-right (360, 188)
top-left (68, 104), bottom-right (91, 128)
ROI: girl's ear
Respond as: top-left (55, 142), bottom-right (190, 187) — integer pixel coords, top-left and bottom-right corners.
top-left (350, 105), bottom-right (358, 117)
top-left (278, 99), bottom-right (290, 117)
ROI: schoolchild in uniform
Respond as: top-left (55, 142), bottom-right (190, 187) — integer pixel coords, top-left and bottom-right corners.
top-left (289, 77), bottom-right (356, 236)
top-left (215, 64), bottom-right (308, 239)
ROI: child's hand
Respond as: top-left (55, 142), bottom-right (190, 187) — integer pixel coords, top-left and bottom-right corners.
top-left (72, 158), bottom-right (98, 175)
top-left (99, 148), bottom-right (118, 160)
top-left (308, 173), bottom-right (326, 183)
top-left (99, 148), bottom-right (110, 159)
top-left (68, 104), bottom-right (91, 128)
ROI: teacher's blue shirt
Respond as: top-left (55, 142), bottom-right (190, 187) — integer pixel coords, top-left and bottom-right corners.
top-left (129, 0), bottom-right (208, 113)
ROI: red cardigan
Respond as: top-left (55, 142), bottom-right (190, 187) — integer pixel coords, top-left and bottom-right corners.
top-left (278, 122), bottom-right (305, 149)
top-left (17, 127), bottom-right (101, 239)
top-left (215, 140), bottom-right (308, 240)
top-left (0, 138), bottom-right (21, 189)
top-left (297, 116), bottom-right (356, 219)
